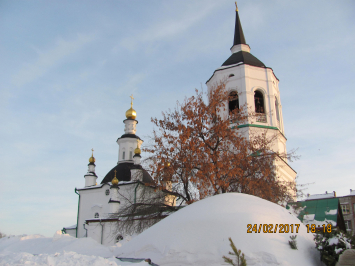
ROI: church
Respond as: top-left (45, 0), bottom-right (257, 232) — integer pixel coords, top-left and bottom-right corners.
top-left (62, 97), bottom-right (161, 245)
top-left (62, 3), bottom-right (296, 245)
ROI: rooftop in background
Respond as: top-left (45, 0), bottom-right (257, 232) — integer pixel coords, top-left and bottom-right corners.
top-left (305, 189), bottom-right (355, 200)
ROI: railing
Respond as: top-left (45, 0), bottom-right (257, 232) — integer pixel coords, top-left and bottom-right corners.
top-left (256, 113), bottom-right (267, 123)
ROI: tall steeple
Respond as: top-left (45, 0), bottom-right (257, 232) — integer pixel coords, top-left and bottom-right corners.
top-left (229, 2), bottom-right (252, 55)
top-left (205, 2), bottom-right (297, 197)
top-left (233, 2), bottom-right (246, 46)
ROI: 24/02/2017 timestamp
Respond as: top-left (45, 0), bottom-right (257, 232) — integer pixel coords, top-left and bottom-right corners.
top-left (247, 224), bottom-right (300, 233)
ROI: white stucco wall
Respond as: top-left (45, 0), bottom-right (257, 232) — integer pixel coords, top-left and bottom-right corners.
top-left (206, 59), bottom-right (296, 188)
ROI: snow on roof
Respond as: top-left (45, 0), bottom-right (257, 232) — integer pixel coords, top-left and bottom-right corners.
top-left (325, 209), bottom-right (337, 215)
top-left (306, 191), bottom-right (336, 200)
top-left (63, 224), bottom-right (77, 230)
top-left (350, 189), bottom-right (355, 196)
top-left (116, 193), bottom-right (323, 266)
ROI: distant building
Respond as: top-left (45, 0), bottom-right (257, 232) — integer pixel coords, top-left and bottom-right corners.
top-left (338, 189), bottom-right (355, 235)
top-left (288, 190), bottom-right (355, 235)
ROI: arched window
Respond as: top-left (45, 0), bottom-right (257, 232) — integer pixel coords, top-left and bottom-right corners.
top-left (229, 91), bottom-right (239, 123)
top-left (94, 212), bottom-right (99, 218)
top-left (254, 90), bottom-right (264, 113)
top-left (229, 91), bottom-right (239, 113)
top-left (105, 189), bottom-right (110, 196)
top-left (116, 235), bottom-right (123, 243)
top-left (122, 151), bottom-right (125, 160)
top-left (275, 97), bottom-right (280, 122)
top-left (129, 151), bottom-right (133, 159)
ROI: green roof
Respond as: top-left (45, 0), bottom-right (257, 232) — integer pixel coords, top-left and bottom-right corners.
top-left (287, 198), bottom-right (339, 225)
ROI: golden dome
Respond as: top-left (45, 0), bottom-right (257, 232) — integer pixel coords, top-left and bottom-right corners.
top-left (134, 139), bottom-right (141, 154)
top-left (125, 107), bottom-right (137, 119)
top-left (89, 148), bottom-right (95, 163)
top-left (134, 147), bottom-right (141, 154)
top-left (125, 94), bottom-right (137, 119)
top-left (112, 170), bottom-right (119, 185)
top-left (164, 162), bottom-right (170, 167)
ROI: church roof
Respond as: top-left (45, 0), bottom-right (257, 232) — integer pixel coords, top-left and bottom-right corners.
top-left (101, 162), bottom-right (154, 184)
top-left (233, 4), bottom-right (246, 46)
top-left (221, 3), bottom-right (265, 69)
top-left (117, 133), bottom-right (141, 140)
top-left (222, 51), bottom-right (265, 68)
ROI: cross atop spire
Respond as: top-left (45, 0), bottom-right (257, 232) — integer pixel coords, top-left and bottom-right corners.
top-left (233, 1), bottom-right (246, 46)
top-left (130, 94), bottom-right (134, 108)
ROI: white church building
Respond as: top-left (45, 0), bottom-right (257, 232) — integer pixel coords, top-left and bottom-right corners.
top-left (62, 99), bottom-right (159, 246)
top-left (62, 3), bottom-right (296, 245)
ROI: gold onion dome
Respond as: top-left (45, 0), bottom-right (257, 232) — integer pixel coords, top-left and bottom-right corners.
top-left (134, 139), bottom-right (141, 154)
top-left (112, 170), bottom-right (119, 185)
top-left (126, 94), bottom-right (137, 119)
top-left (89, 149), bottom-right (95, 163)
top-left (134, 146), bottom-right (141, 154)
top-left (125, 107), bottom-right (137, 119)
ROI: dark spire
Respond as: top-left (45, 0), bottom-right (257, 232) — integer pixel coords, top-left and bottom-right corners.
top-left (233, 2), bottom-right (246, 46)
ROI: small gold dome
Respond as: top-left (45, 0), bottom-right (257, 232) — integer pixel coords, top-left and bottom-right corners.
top-left (134, 139), bottom-right (141, 154)
top-left (89, 148), bottom-right (95, 163)
top-left (125, 107), bottom-right (137, 119)
top-left (164, 162), bottom-right (170, 167)
top-left (112, 170), bottom-right (119, 185)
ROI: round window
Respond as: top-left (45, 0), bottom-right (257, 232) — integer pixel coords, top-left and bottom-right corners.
top-left (116, 235), bottom-right (123, 243)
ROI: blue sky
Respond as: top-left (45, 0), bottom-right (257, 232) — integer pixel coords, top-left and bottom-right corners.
top-left (1, 0), bottom-right (354, 237)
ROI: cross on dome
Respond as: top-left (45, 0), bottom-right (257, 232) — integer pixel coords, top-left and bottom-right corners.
top-left (130, 94), bottom-right (134, 108)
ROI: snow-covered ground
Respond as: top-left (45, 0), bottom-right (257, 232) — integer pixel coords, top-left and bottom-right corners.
top-left (117, 193), bottom-right (324, 266)
top-left (0, 233), bottom-right (150, 266)
top-left (0, 193), bottom-right (324, 265)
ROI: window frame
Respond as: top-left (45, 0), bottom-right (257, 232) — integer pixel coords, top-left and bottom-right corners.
top-left (341, 204), bottom-right (350, 215)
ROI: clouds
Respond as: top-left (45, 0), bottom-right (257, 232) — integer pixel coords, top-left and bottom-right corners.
top-left (12, 33), bottom-right (96, 87)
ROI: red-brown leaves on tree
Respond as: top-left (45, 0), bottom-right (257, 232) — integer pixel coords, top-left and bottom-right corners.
top-left (144, 82), bottom-right (295, 205)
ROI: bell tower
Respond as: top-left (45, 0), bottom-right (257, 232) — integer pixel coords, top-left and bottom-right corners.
top-left (206, 2), bottom-right (296, 187)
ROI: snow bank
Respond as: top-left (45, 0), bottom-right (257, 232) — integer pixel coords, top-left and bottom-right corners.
top-left (116, 193), bottom-right (324, 266)
top-left (0, 232), bottom-right (150, 266)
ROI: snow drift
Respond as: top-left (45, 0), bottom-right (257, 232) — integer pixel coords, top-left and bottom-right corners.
top-left (0, 233), bottom-right (150, 266)
top-left (116, 193), bottom-right (323, 266)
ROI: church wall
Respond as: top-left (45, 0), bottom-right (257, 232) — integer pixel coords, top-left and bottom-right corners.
top-left (77, 184), bottom-right (111, 238)
top-left (64, 228), bottom-right (76, 238)
top-left (208, 65), bottom-right (284, 133)
top-left (76, 182), bottom-right (143, 241)
top-left (86, 221), bottom-right (119, 246)
top-left (117, 138), bottom-right (140, 162)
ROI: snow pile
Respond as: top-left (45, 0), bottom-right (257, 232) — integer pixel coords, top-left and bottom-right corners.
top-left (116, 193), bottom-right (323, 266)
top-left (0, 233), bottom-right (150, 266)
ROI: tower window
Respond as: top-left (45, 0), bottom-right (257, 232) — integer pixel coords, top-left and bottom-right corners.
top-left (129, 151), bottom-right (133, 159)
top-left (105, 189), bottom-right (110, 196)
top-left (275, 97), bottom-right (280, 122)
top-left (94, 212), bottom-right (99, 218)
top-left (254, 91), bottom-right (265, 113)
top-left (229, 74), bottom-right (235, 78)
top-left (228, 91), bottom-right (239, 113)
top-left (122, 151), bottom-right (125, 160)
